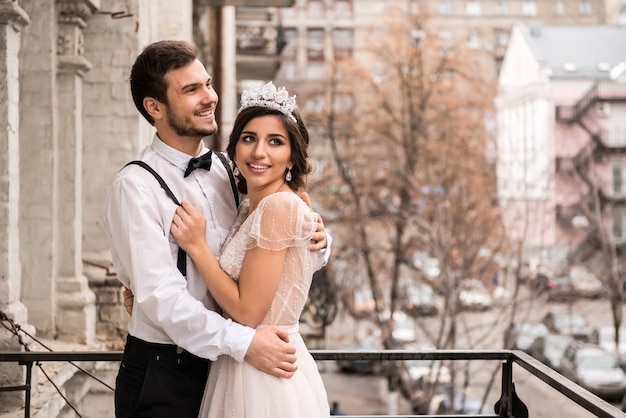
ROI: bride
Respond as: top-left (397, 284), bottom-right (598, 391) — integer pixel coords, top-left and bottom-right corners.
top-left (171, 82), bottom-right (330, 418)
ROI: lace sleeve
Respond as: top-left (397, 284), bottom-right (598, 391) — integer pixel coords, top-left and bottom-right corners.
top-left (248, 192), bottom-right (314, 251)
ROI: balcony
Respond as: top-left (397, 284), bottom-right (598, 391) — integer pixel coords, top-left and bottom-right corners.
top-left (1, 349), bottom-right (625, 417)
top-left (235, 8), bottom-right (285, 80)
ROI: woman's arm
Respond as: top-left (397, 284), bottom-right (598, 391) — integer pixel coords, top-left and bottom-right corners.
top-left (171, 200), bottom-right (288, 328)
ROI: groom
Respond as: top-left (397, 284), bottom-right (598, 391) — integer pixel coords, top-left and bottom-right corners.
top-left (103, 40), bottom-right (330, 418)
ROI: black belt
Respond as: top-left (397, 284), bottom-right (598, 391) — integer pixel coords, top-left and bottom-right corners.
top-left (125, 335), bottom-right (209, 365)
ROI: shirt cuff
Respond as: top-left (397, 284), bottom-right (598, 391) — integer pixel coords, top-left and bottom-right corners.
top-left (225, 321), bottom-right (256, 363)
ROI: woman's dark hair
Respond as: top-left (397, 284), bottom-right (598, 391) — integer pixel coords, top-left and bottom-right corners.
top-left (227, 106), bottom-right (311, 194)
top-left (130, 40), bottom-right (199, 125)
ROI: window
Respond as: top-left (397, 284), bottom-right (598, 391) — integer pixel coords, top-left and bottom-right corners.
top-left (438, 0), bottom-right (452, 15)
top-left (281, 62), bottom-right (298, 81)
top-left (522, 1), bottom-right (537, 15)
top-left (495, 30), bottom-right (509, 47)
top-left (371, 61), bottom-right (386, 84)
top-left (438, 29), bottom-right (453, 48)
top-left (563, 62), bottom-right (577, 72)
top-left (307, 0), bottom-right (324, 19)
top-left (495, 0), bottom-right (508, 15)
top-left (304, 94), bottom-right (325, 113)
top-left (554, 1), bottom-right (565, 15)
top-left (619, 5), bottom-right (626, 25)
top-left (280, 5), bottom-right (297, 20)
top-left (466, 1), bottom-right (481, 15)
top-left (468, 29), bottom-right (481, 48)
top-left (613, 165), bottom-right (624, 195)
top-left (335, 0), bottom-right (353, 19)
top-left (333, 29), bottom-right (354, 59)
top-left (306, 28), bottom-right (325, 61)
top-left (579, 0), bottom-right (592, 15)
top-left (281, 28), bottom-right (298, 59)
top-left (333, 93), bottom-right (354, 113)
top-left (306, 62), bottom-right (326, 79)
top-left (612, 206), bottom-right (625, 241)
top-left (374, 0), bottom-right (387, 13)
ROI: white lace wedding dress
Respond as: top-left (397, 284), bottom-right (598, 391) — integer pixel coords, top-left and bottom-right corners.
top-left (198, 192), bottom-right (330, 418)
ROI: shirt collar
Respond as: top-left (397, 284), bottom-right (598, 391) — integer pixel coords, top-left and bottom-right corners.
top-left (150, 133), bottom-right (211, 175)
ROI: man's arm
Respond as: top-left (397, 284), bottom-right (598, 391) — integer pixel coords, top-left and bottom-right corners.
top-left (121, 285), bottom-right (298, 377)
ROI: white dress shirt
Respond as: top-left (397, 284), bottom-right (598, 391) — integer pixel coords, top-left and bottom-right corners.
top-left (102, 134), bottom-right (253, 362)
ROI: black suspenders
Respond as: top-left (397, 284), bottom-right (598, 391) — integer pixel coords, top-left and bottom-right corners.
top-left (124, 153), bottom-right (239, 277)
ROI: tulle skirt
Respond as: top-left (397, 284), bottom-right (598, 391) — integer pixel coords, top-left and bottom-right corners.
top-left (198, 324), bottom-right (330, 418)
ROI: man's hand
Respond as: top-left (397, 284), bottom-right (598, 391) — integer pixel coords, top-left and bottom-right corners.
top-left (300, 192), bottom-right (328, 252)
top-left (245, 326), bottom-right (297, 378)
top-left (122, 286), bottom-right (134, 315)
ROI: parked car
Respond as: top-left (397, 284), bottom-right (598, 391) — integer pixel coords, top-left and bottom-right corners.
top-left (411, 252), bottom-right (441, 280)
top-left (346, 288), bottom-right (378, 318)
top-left (401, 283), bottom-right (440, 317)
top-left (541, 310), bottom-right (598, 343)
top-left (545, 275), bottom-right (577, 302)
top-left (526, 333), bottom-right (575, 370)
top-left (597, 327), bottom-right (626, 370)
top-left (559, 342), bottom-right (626, 401)
top-left (545, 266), bottom-right (603, 301)
top-left (504, 322), bottom-right (549, 351)
top-left (336, 334), bottom-right (383, 374)
top-left (389, 311), bottom-right (417, 345)
top-left (568, 265), bottom-right (603, 299)
top-left (459, 279), bottom-right (492, 311)
top-left (520, 259), bottom-right (553, 288)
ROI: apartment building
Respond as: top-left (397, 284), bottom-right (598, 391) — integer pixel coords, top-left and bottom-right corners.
top-left (496, 23), bottom-right (626, 270)
top-left (272, 0), bottom-right (616, 86)
top-left (266, 0), bottom-right (625, 268)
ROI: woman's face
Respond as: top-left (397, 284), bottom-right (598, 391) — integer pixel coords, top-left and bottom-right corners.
top-left (234, 114), bottom-right (292, 194)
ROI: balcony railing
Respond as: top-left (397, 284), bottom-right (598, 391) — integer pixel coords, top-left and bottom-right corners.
top-left (1, 349), bottom-right (624, 418)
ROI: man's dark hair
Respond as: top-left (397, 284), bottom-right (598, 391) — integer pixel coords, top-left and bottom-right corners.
top-left (130, 40), bottom-right (199, 125)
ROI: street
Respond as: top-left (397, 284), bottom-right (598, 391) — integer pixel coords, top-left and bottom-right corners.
top-left (318, 286), bottom-right (626, 416)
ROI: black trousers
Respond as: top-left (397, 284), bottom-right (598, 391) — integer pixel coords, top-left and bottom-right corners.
top-left (115, 335), bottom-right (210, 418)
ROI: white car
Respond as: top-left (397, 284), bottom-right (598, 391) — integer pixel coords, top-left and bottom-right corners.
top-left (597, 327), bottom-right (626, 369)
top-left (459, 279), bottom-right (492, 311)
top-left (390, 311), bottom-right (417, 344)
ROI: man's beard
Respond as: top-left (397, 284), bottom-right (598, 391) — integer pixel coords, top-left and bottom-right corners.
top-left (167, 107), bottom-right (217, 138)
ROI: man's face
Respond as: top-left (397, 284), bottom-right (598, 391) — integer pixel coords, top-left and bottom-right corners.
top-left (162, 59), bottom-right (219, 138)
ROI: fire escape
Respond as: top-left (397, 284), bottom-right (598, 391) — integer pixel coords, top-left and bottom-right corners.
top-left (555, 82), bottom-right (626, 263)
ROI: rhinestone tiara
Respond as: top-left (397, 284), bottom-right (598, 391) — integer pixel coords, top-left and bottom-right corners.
top-left (239, 81), bottom-right (297, 123)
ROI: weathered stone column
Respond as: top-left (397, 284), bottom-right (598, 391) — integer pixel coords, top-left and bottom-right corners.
top-left (54, 0), bottom-right (98, 345)
top-left (18, 0), bottom-right (60, 341)
top-left (0, 0), bottom-right (32, 409)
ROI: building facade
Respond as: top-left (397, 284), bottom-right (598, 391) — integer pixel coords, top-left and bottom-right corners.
top-left (275, 0), bottom-right (621, 86)
top-left (274, 0), bottom-right (625, 268)
top-left (496, 22), bottom-right (626, 271)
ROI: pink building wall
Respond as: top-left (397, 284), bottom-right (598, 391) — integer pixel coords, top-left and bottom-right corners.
top-left (496, 23), bottom-right (626, 269)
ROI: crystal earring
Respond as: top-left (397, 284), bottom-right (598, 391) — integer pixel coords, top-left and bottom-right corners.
top-left (286, 168), bottom-right (292, 182)
top-left (233, 165), bottom-right (240, 176)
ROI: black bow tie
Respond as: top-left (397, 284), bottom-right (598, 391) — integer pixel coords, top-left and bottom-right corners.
top-left (184, 151), bottom-right (213, 177)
